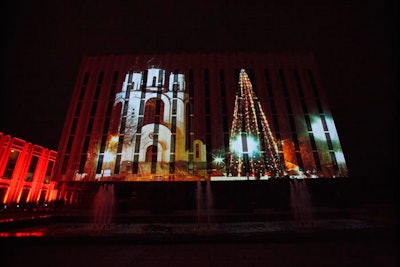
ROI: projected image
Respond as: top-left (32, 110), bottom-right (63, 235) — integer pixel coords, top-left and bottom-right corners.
top-left (74, 62), bottom-right (347, 182)
top-left (227, 69), bottom-right (284, 179)
top-left (92, 68), bottom-right (199, 181)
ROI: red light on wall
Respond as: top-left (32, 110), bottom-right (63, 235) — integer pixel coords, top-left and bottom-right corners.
top-left (2, 187), bottom-right (10, 204)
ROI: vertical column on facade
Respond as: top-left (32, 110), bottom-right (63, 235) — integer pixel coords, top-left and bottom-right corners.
top-left (204, 69), bottom-right (213, 172)
top-left (60, 71), bottom-right (90, 180)
top-left (79, 71), bottom-right (104, 180)
top-left (96, 71), bottom-right (119, 176)
top-left (150, 72), bottom-right (163, 175)
top-left (279, 69), bottom-right (301, 172)
top-left (27, 147), bottom-right (45, 203)
top-left (264, 68), bottom-right (283, 165)
top-left (116, 72), bottom-right (132, 174)
top-left (187, 69), bottom-right (195, 173)
top-left (169, 70), bottom-right (179, 174)
top-left (226, 67), bottom-right (240, 174)
top-left (307, 69), bottom-right (338, 176)
top-left (9, 141), bottom-right (31, 203)
top-left (219, 69), bottom-right (229, 159)
top-left (132, 70), bottom-right (147, 174)
top-left (293, 69), bottom-right (306, 172)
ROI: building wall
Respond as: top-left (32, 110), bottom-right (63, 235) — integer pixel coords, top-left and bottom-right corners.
top-left (0, 132), bottom-right (58, 205)
top-left (54, 52), bottom-right (348, 182)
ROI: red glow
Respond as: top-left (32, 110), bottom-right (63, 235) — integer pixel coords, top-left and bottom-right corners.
top-left (0, 231), bottom-right (44, 237)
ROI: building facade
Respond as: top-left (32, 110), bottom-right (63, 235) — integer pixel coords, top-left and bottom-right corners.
top-left (0, 132), bottom-right (58, 206)
top-left (54, 52), bottom-right (347, 182)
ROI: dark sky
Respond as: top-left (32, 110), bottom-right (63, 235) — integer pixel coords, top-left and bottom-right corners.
top-left (1, 0), bottom-right (398, 181)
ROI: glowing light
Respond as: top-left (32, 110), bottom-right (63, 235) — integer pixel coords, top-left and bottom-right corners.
top-left (231, 135), bottom-right (259, 157)
top-left (2, 187), bottom-right (10, 204)
top-left (213, 156), bottom-right (224, 164)
top-left (110, 135), bottom-right (119, 143)
top-left (335, 151), bottom-right (346, 164)
top-left (104, 151), bottom-right (115, 163)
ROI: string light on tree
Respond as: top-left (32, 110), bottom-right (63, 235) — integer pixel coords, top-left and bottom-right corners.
top-left (228, 69), bottom-right (284, 178)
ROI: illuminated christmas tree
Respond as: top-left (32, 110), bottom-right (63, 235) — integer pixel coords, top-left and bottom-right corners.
top-left (228, 69), bottom-right (284, 178)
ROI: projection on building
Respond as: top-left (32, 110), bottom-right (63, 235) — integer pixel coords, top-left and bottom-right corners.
top-left (55, 53), bottom-right (348, 181)
top-left (228, 69), bottom-right (284, 179)
top-left (96, 68), bottom-right (196, 180)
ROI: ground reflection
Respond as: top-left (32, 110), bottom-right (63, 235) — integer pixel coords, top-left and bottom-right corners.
top-left (0, 231), bottom-right (45, 237)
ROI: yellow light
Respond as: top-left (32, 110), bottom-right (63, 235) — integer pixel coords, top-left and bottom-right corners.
top-left (110, 135), bottom-right (119, 143)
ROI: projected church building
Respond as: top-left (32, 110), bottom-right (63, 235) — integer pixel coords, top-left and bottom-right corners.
top-left (54, 52), bottom-right (347, 182)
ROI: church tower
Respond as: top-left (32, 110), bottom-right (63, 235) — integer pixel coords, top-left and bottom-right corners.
top-left (109, 67), bottom-right (188, 178)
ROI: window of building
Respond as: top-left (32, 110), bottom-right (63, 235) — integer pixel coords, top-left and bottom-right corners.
top-left (45, 160), bottom-right (54, 183)
top-left (305, 115), bottom-right (312, 131)
top-left (307, 69), bottom-right (319, 97)
top-left (272, 115), bottom-right (280, 132)
top-left (83, 72), bottom-right (90, 85)
top-left (71, 119), bottom-right (77, 134)
top-left (86, 118), bottom-right (94, 134)
top-left (320, 115), bottom-right (328, 131)
top-left (114, 155), bottom-right (121, 174)
top-left (295, 152), bottom-right (304, 170)
top-left (61, 155), bottom-right (69, 174)
top-left (66, 136), bottom-right (74, 153)
top-left (313, 151), bottom-right (322, 171)
top-left (292, 133), bottom-right (301, 151)
top-left (301, 99), bottom-right (308, 114)
top-left (100, 135), bottom-right (107, 153)
top-left (285, 99), bottom-right (293, 114)
top-left (170, 135), bottom-right (176, 152)
top-left (25, 156), bottom-right (39, 182)
top-left (264, 69), bottom-right (274, 97)
top-left (94, 86), bottom-right (101, 100)
top-left (96, 155), bottom-right (104, 174)
top-left (2, 150), bottom-right (20, 178)
top-left (90, 101), bottom-right (97, 116)
top-left (289, 115), bottom-right (296, 132)
top-left (279, 69), bottom-right (289, 97)
top-left (112, 71), bottom-right (119, 84)
top-left (325, 133), bottom-right (333, 150)
top-left (330, 152), bottom-right (339, 171)
top-left (78, 155), bottom-right (86, 174)
top-left (309, 133), bottom-right (317, 150)
top-left (83, 136), bottom-right (90, 152)
top-left (74, 102), bottom-right (82, 117)
top-left (97, 71), bottom-right (104, 84)
top-left (293, 70), bottom-right (304, 97)
top-left (269, 99), bottom-right (276, 114)
top-left (316, 100), bottom-right (324, 114)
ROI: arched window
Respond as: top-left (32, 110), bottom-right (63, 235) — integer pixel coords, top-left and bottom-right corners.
top-left (143, 98), bottom-right (164, 125)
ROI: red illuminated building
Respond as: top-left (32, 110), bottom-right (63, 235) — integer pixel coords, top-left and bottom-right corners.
top-left (0, 132), bottom-right (58, 205)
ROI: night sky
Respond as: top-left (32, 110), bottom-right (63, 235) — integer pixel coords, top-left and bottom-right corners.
top-left (1, 0), bottom-right (398, 183)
